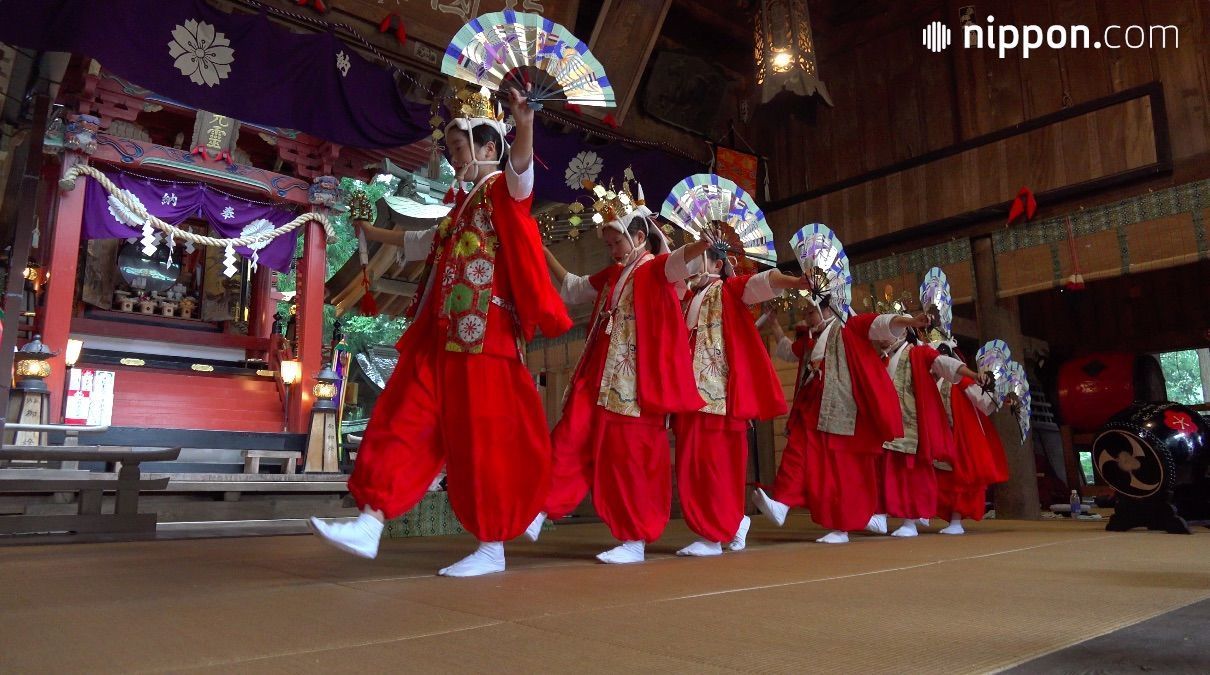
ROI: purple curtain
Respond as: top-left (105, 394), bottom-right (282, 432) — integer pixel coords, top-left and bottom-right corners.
top-left (0, 0), bottom-right (430, 149)
top-left (531, 123), bottom-right (707, 207)
top-left (83, 171), bottom-right (299, 272)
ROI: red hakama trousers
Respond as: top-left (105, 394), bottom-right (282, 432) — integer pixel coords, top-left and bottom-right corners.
top-left (673, 412), bottom-right (749, 543)
top-left (347, 311), bottom-right (552, 542)
top-left (544, 330), bottom-right (671, 543)
top-left (936, 470), bottom-right (987, 521)
top-left (773, 376), bottom-right (881, 532)
top-left (879, 451), bottom-right (938, 520)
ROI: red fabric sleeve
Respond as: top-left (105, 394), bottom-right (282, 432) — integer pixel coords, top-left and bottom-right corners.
top-left (489, 179), bottom-right (572, 341)
top-left (633, 254), bottom-right (705, 415)
top-left (721, 276), bottom-right (788, 421)
top-left (909, 345), bottom-right (956, 466)
top-left (843, 313), bottom-right (904, 443)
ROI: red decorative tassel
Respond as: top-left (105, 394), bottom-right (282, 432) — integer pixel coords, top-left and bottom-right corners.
top-left (1006, 186), bottom-right (1037, 225)
top-left (359, 269), bottom-right (379, 316)
top-left (378, 13), bottom-right (407, 45)
top-left (296, 0), bottom-right (328, 13)
top-left (564, 103), bottom-right (582, 115)
top-left (602, 113), bottom-right (619, 129)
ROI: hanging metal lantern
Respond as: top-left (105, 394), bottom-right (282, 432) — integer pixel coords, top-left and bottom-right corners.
top-left (754, 0), bottom-right (832, 106)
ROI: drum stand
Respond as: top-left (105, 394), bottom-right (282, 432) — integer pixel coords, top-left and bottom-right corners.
top-left (1106, 490), bottom-right (1192, 534)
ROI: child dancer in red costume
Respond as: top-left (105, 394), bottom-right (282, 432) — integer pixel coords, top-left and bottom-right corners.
top-left (659, 175), bottom-right (802, 556)
top-left (755, 224), bottom-right (923, 544)
top-left (309, 84), bottom-right (572, 577)
top-left (528, 174), bottom-right (714, 564)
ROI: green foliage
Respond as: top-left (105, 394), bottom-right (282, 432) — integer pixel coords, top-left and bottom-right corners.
top-left (1159, 350), bottom-right (1206, 406)
top-left (335, 313), bottom-right (410, 354)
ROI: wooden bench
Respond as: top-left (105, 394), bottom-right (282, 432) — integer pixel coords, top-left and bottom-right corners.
top-left (48, 427), bottom-right (309, 475)
top-left (0, 424), bottom-right (180, 539)
top-left (242, 450), bottom-right (301, 474)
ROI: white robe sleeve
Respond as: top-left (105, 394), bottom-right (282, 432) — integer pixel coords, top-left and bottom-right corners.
top-left (402, 227), bottom-right (437, 263)
top-left (504, 156), bottom-right (534, 200)
top-left (964, 383), bottom-right (999, 416)
top-left (931, 354), bottom-right (965, 384)
top-left (664, 246), bottom-right (694, 283)
top-left (868, 314), bottom-right (907, 342)
top-left (741, 270), bottom-right (778, 305)
top-left (559, 273), bottom-right (598, 306)
top-left (773, 336), bottom-right (797, 363)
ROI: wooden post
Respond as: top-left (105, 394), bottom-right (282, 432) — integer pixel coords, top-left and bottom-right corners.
top-left (289, 216), bottom-right (327, 433)
top-left (304, 408), bottom-right (339, 473)
top-left (41, 152), bottom-right (88, 422)
top-left (250, 266), bottom-right (275, 340)
top-left (972, 235), bottom-right (1040, 519)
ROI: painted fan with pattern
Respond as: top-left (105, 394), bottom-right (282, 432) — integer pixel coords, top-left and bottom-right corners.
top-left (919, 266), bottom-right (954, 343)
top-left (661, 173), bottom-right (777, 273)
top-left (976, 339), bottom-right (1013, 406)
top-left (1005, 360), bottom-right (1032, 441)
top-left (789, 223), bottom-right (853, 318)
top-left (441, 10), bottom-right (615, 110)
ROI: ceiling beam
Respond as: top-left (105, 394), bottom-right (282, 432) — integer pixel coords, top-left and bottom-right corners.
top-left (585, 0), bottom-right (674, 125)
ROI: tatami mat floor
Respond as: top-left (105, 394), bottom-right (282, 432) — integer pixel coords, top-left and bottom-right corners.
top-left (3, 517), bottom-right (1209, 673)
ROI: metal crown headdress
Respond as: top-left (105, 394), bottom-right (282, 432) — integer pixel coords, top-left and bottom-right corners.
top-left (582, 167), bottom-right (645, 229)
top-left (436, 79), bottom-right (512, 167)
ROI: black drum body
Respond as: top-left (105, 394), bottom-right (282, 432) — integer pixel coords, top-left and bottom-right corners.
top-left (1093, 402), bottom-right (1210, 533)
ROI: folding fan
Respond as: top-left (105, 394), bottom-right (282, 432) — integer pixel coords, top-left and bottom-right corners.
top-left (661, 174), bottom-right (776, 271)
top-left (1005, 360), bottom-right (1032, 441)
top-left (788, 223), bottom-right (853, 317)
top-left (976, 339), bottom-right (1013, 406)
top-left (918, 266), bottom-right (953, 339)
top-left (441, 10), bottom-right (615, 109)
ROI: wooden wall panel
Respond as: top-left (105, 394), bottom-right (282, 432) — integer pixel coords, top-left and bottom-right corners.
top-left (759, 0), bottom-right (1209, 205)
top-left (1145, 0), bottom-right (1210, 162)
top-left (768, 91), bottom-right (1160, 249)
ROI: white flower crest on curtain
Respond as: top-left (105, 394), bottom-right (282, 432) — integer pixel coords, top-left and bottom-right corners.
top-left (168, 20), bottom-right (235, 87)
top-left (564, 150), bottom-right (604, 190)
top-left (239, 218), bottom-right (275, 272)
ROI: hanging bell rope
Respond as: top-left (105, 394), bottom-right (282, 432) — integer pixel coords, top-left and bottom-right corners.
top-left (60, 164), bottom-right (338, 247)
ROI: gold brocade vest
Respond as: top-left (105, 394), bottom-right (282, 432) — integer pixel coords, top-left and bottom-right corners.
top-left (816, 320), bottom-right (858, 436)
top-left (689, 281), bottom-right (728, 416)
top-left (884, 347), bottom-right (920, 455)
top-left (405, 175), bottom-right (506, 355)
top-left (590, 255), bottom-right (651, 418)
top-left (939, 379), bottom-right (954, 427)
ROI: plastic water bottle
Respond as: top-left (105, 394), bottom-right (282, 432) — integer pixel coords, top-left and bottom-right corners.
top-left (1069, 490), bottom-right (1081, 518)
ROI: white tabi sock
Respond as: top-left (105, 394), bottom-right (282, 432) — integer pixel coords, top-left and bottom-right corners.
top-left (597, 540), bottom-right (645, 564)
top-left (308, 510), bottom-right (384, 559)
top-left (891, 519), bottom-right (919, 537)
top-left (865, 513), bottom-right (888, 535)
top-left (524, 512), bottom-right (547, 542)
top-left (816, 530), bottom-right (850, 544)
top-left (677, 540), bottom-right (724, 557)
top-left (438, 541), bottom-right (506, 577)
top-left (728, 515), bottom-right (752, 552)
top-left (940, 513), bottom-right (966, 535)
top-left (752, 488), bottom-right (789, 527)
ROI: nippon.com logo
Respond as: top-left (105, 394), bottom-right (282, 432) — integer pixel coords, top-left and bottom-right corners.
top-left (922, 12), bottom-right (1179, 58)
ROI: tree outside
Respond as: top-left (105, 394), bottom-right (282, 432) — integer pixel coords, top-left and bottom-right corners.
top-left (1159, 350), bottom-right (1206, 406)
